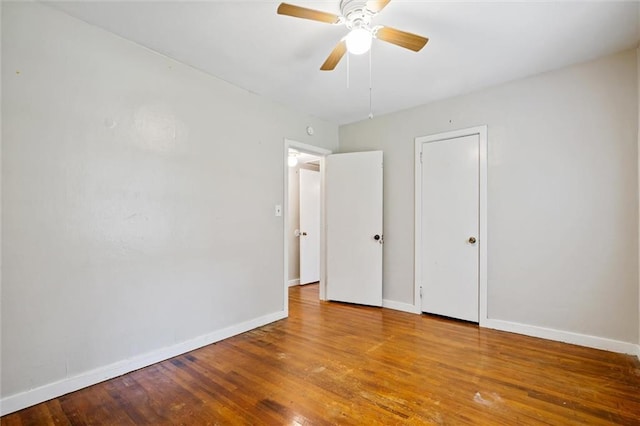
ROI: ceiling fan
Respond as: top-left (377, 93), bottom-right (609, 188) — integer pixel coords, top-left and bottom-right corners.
top-left (277, 0), bottom-right (429, 71)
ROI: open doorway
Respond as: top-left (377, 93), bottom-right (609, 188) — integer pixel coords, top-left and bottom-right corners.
top-left (283, 140), bottom-right (331, 314)
top-left (288, 150), bottom-right (321, 286)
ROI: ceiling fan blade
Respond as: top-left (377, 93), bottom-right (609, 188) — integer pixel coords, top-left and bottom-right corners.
top-left (366, 0), bottom-right (391, 13)
top-left (277, 3), bottom-right (340, 24)
top-left (375, 26), bottom-right (428, 52)
top-left (320, 40), bottom-right (347, 71)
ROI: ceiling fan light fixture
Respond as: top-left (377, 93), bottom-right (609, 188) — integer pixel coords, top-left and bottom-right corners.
top-left (345, 28), bottom-right (372, 55)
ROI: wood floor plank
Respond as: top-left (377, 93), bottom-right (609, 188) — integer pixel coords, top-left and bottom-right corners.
top-left (2, 284), bottom-right (639, 425)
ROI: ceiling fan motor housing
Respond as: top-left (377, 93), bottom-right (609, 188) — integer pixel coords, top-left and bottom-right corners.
top-left (340, 0), bottom-right (375, 30)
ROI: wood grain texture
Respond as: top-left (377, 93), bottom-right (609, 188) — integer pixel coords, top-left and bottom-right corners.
top-left (321, 41), bottom-right (347, 71)
top-left (277, 3), bottom-right (340, 24)
top-left (3, 284), bottom-right (639, 425)
top-left (376, 26), bottom-right (428, 52)
top-left (366, 0), bottom-right (391, 14)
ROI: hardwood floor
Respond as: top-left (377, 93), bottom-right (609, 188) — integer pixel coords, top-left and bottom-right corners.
top-left (3, 284), bottom-right (640, 425)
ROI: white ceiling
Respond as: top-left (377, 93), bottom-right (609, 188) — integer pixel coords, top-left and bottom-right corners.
top-left (48, 1), bottom-right (639, 125)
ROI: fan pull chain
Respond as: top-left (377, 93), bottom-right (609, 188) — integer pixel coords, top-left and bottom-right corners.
top-left (368, 47), bottom-right (373, 119)
top-left (346, 52), bottom-right (350, 89)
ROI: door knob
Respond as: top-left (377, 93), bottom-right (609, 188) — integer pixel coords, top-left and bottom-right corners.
top-left (468, 236), bottom-right (477, 244)
top-left (374, 234), bottom-right (380, 241)
top-left (302, 232), bottom-right (307, 236)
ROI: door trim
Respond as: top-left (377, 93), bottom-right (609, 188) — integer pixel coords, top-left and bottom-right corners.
top-left (414, 126), bottom-right (488, 325)
top-left (283, 139), bottom-right (331, 315)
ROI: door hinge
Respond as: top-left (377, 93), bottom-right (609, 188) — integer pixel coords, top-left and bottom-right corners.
top-left (419, 286), bottom-right (423, 299)
top-left (419, 151), bottom-right (423, 163)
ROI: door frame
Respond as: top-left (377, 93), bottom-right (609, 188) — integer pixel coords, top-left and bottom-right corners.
top-left (414, 126), bottom-right (488, 325)
top-left (283, 139), bottom-right (332, 315)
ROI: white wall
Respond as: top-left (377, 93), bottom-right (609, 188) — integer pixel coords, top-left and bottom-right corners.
top-left (340, 49), bottom-right (639, 346)
top-left (0, 0), bottom-right (3, 391)
top-left (1, 1), bottom-right (338, 410)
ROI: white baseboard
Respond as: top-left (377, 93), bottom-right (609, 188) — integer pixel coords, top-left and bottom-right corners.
top-left (382, 299), bottom-right (420, 314)
top-left (377, 302), bottom-right (639, 357)
top-left (482, 318), bottom-right (639, 356)
top-left (288, 278), bottom-right (300, 287)
top-left (0, 310), bottom-right (287, 416)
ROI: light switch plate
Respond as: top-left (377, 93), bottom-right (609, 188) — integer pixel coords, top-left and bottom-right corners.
top-left (275, 204), bottom-right (282, 216)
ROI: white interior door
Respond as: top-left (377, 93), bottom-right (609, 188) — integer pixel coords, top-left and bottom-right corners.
top-left (326, 151), bottom-right (383, 307)
top-left (421, 135), bottom-right (479, 322)
top-left (299, 168), bottom-right (320, 284)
